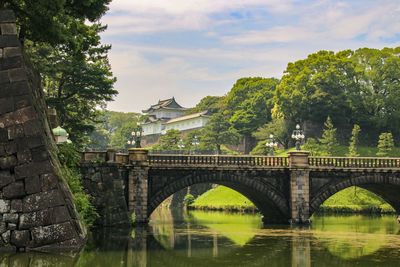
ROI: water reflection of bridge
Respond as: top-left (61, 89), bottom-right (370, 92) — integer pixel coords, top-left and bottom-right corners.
top-left (2, 212), bottom-right (399, 266)
top-left (125, 213), bottom-right (400, 267)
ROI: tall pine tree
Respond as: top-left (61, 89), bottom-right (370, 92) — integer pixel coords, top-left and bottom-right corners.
top-left (347, 124), bottom-right (361, 157)
top-left (377, 132), bottom-right (394, 157)
top-left (319, 116), bottom-right (339, 156)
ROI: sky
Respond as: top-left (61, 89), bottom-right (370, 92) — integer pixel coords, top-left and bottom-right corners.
top-left (101, 0), bottom-right (400, 112)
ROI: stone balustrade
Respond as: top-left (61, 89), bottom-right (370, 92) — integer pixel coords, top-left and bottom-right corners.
top-left (80, 151), bottom-right (400, 170)
top-left (309, 156), bottom-right (400, 169)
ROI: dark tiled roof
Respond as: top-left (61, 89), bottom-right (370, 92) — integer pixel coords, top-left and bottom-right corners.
top-left (142, 97), bottom-right (186, 113)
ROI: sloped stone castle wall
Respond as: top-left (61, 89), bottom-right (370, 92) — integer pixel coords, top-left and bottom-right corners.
top-left (0, 10), bottom-right (86, 252)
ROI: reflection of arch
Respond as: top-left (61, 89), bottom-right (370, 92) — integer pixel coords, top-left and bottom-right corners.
top-left (310, 173), bottom-right (400, 214)
top-left (148, 171), bottom-right (290, 223)
top-left (145, 228), bottom-right (289, 267)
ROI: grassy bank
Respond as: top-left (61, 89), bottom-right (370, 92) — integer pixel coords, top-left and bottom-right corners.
top-left (317, 186), bottom-right (395, 214)
top-left (189, 186), bottom-right (257, 212)
top-left (190, 185), bottom-right (395, 214)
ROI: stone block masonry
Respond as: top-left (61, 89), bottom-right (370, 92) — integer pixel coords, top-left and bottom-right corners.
top-left (0, 10), bottom-right (86, 252)
top-left (80, 162), bottom-right (131, 227)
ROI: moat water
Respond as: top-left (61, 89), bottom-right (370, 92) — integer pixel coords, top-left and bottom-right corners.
top-left (1, 210), bottom-right (400, 266)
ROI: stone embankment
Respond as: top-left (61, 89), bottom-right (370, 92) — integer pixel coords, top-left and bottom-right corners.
top-left (0, 10), bottom-right (86, 252)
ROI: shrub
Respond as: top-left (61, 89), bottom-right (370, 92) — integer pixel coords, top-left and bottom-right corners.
top-left (58, 143), bottom-right (98, 227)
top-left (184, 194), bottom-right (195, 206)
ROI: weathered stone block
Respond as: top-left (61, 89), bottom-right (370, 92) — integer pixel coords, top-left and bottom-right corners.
top-left (40, 173), bottom-right (58, 191)
top-left (0, 222), bottom-right (6, 234)
top-left (3, 181), bottom-right (25, 199)
top-left (0, 97), bottom-right (14, 115)
top-left (10, 81), bottom-right (30, 96)
top-left (14, 94), bottom-right (31, 109)
top-left (0, 171), bottom-right (14, 189)
top-left (11, 230), bottom-right (30, 247)
top-left (10, 199), bottom-right (22, 213)
top-left (23, 119), bottom-right (41, 137)
top-left (3, 47), bottom-right (21, 58)
top-left (23, 190), bottom-right (65, 212)
top-left (15, 106), bottom-right (37, 124)
top-left (3, 213), bottom-right (18, 223)
top-left (0, 70), bottom-right (9, 85)
top-left (15, 160), bottom-right (53, 179)
top-left (0, 56), bottom-right (22, 70)
top-left (4, 142), bottom-right (17, 154)
top-left (0, 36), bottom-right (19, 48)
top-left (25, 176), bottom-right (41, 194)
top-left (8, 68), bottom-right (26, 82)
top-left (7, 223), bottom-right (16, 230)
top-left (1, 230), bottom-right (10, 243)
top-left (7, 124), bottom-right (24, 140)
top-left (16, 136), bottom-right (43, 150)
top-left (31, 146), bottom-right (49, 162)
top-left (0, 23), bottom-right (17, 35)
top-left (0, 10), bottom-right (16, 23)
top-left (0, 155), bottom-right (17, 169)
top-left (0, 199), bottom-right (10, 213)
top-left (31, 222), bottom-right (75, 246)
top-left (17, 149), bottom-right (32, 164)
top-left (19, 206), bottom-right (70, 230)
top-left (0, 128), bottom-right (7, 141)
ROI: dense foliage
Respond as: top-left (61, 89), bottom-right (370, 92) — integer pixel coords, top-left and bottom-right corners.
top-left (3, 0), bottom-right (116, 146)
top-left (87, 111), bottom-right (141, 150)
top-left (57, 143), bottom-right (98, 227)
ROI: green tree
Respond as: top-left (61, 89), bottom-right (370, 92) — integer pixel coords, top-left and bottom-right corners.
top-left (319, 116), bottom-right (339, 156)
top-left (188, 96), bottom-right (224, 115)
top-left (303, 138), bottom-right (324, 156)
top-left (226, 77), bottom-right (279, 153)
top-left (26, 38), bottom-right (117, 145)
top-left (154, 129), bottom-right (181, 150)
top-left (351, 47), bottom-right (400, 143)
top-left (347, 124), bottom-right (361, 157)
top-left (3, 1), bottom-right (116, 146)
top-left (2, 0), bottom-right (111, 46)
top-left (274, 50), bottom-right (359, 140)
top-left (376, 132), bottom-right (394, 157)
top-left (201, 113), bottom-right (240, 154)
top-left (252, 117), bottom-right (293, 149)
top-left (184, 130), bottom-right (203, 151)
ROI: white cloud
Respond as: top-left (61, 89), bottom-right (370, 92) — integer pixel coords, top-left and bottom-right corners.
top-left (102, 0), bottom-right (400, 112)
top-left (222, 26), bottom-right (316, 44)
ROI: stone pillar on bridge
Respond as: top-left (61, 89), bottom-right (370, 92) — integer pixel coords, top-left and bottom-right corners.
top-left (128, 149), bottom-right (149, 224)
top-left (289, 151), bottom-right (311, 224)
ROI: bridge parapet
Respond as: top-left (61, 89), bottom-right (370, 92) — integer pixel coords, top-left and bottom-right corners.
top-left (149, 154), bottom-right (289, 168)
top-left (80, 151), bottom-right (400, 171)
top-left (309, 156), bottom-right (400, 169)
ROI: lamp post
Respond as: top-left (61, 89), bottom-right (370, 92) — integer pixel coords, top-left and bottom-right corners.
top-left (191, 136), bottom-right (200, 155)
top-left (291, 124), bottom-right (305, 151)
top-left (127, 126), bottom-right (143, 149)
top-left (265, 134), bottom-right (278, 156)
top-left (177, 138), bottom-right (185, 154)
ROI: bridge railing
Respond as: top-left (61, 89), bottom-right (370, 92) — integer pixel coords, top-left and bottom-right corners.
top-left (149, 154), bottom-right (289, 167)
top-left (309, 156), bottom-right (400, 168)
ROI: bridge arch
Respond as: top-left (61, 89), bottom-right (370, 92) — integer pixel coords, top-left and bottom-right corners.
top-left (148, 170), bottom-right (290, 223)
top-left (310, 172), bottom-right (400, 215)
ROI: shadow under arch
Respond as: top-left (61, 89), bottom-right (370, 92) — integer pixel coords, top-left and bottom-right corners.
top-left (148, 171), bottom-right (290, 223)
top-left (310, 173), bottom-right (400, 215)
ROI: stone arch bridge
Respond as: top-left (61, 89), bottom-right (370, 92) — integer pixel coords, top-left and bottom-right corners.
top-left (80, 149), bottom-right (400, 226)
